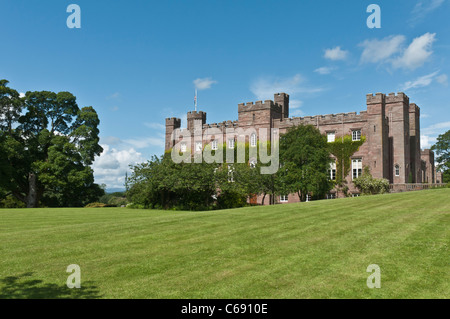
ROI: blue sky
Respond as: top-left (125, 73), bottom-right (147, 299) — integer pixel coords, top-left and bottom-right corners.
top-left (1, 0), bottom-right (449, 189)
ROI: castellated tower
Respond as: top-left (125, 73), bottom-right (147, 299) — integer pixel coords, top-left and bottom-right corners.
top-left (165, 117), bottom-right (181, 150)
top-left (187, 111), bottom-right (206, 131)
top-left (409, 103), bottom-right (421, 183)
top-left (274, 93), bottom-right (290, 119)
top-left (238, 93), bottom-right (286, 131)
top-left (385, 92), bottom-right (411, 184)
top-left (366, 93), bottom-right (389, 180)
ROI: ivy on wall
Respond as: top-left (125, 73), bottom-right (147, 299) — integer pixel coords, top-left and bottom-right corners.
top-left (327, 135), bottom-right (366, 186)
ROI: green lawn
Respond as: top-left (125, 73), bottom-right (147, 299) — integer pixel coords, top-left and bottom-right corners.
top-left (0, 189), bottom-right (449, 299)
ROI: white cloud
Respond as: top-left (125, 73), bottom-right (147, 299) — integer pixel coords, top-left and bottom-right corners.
top-left (289, 99), bottom-right (304, 116)
top-left (394, 33), bottom-right (436, 70)
top-left (409, 0), bottom-right (445, 26)
top-left (193, 77), bottom-right (217, 90)
top-left (359, 35), bottom-right (406, 64)
top-left (421, 120), bottom-right (450, 149)
top-left (436, 74), bottom-right (448, 85)
top-left (101, 136), bottom-right (122, 145)
top-left (144, 122), bottom-right (166, 130)
top-left (19, 92), bottom-right (25, 98)
top-left (107, 92), bottom-right (120, 99)
top-left (324, 46), bottom-right (348, 61)
top-left (290, 109), bottom-right (304, 117)
top-left (92, 144), bottom-right (144, 189)
top-left (290, 99), bottom-right (303, 109)
top-left (124, 137), bottom-right (165, 149)
top-left (314, 66), bottom-right (335, 75)
top-left (420, 134), bottom-right (436, 149)
top-left (92, 134), bottom-right (165, 189)
top-left (400, 71), bottom-right (440, 91)
top-left (250, 74), bottom-right (323, 101)
top-left (422, 121), bottom-right (450, 135)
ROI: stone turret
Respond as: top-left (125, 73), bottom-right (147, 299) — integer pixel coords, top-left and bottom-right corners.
top-left (274, 93), bottom-right (289, 119)
top-left (187, 111), bottom-right (206, 131)
top-left (165, 117), bottom-right (181, 150)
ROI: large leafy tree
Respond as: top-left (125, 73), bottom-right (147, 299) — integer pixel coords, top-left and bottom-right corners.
top-left (278, 124), bottom-right (333, 201)
top-left (127, 154), bottom-right (218, 210)
top-left (431, 130), bottom-right (450, 183)
top-left (0, 80), bottom-right (104, 207)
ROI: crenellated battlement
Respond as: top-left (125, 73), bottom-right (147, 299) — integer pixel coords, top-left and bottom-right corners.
top-left (202, 120), bottom-right (238, 129)
top-left (165, 117), bottom-right (181, 126)
top-left (187, 110), bottom-right (207, 118)
top-left (366, 92), bottom-right (385, 104)
top-left (386, 92), bottom-right (409, 104)
top-left (409, 103), bottom-right (420, 114)
top-left (238, 99), bottom-right (281, 113)
top-left (279, 111), bottom-right (368, 126)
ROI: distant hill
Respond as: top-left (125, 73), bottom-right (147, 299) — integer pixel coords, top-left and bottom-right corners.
top-left (106, 188), bottom-right (126, 194)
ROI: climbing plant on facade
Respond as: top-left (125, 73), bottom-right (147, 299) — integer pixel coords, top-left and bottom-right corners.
top-left (327, 134), bottom-right (366, 192)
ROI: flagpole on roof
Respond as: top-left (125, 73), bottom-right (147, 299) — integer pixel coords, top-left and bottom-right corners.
top-left (195, 88), bottom-right (198, 111)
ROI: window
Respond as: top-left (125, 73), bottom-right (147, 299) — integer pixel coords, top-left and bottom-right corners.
top-left (327, 193), bottom-right (336, 199)
top-left (327, 132), bottom-right (335, 143)
top-left (228, 138), bottom-right (235, 149)
top-left (195, 141), bottom-right (202, 152)
top-left (352, 193), bottom-right (360, 198)
top-left (180, 142), bottom-right (187, 153)
top-left (395, 164), bottom-right (400, 177)
top-left (253, 113), bottom-right (255, 121)
top-left (352, 130), bottom-right (361, 141)
top-left (328, 162), bottom-right (336, 180)
top-left (352, 158), bottom-right (362, 179)
top-left (280, 195), bottom-right (288, 202)
top-left (211, 140), bottom-right (218, 150)
top-left (250, 133), bottom-right (257, 147)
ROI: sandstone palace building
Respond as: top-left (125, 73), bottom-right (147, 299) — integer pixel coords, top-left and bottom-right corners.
top-left (165, 92), bottom-right (442, 204)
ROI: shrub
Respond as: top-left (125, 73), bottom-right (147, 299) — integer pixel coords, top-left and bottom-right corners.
top-left (85, 202), bottom-right (106, 208)
top-left (216, 191), bottom-right (248, 209)
top-left (126, 203), bottom-right (145, 209)
top-left (0, 195), bottom-right (26, 208)
top-left (353, 167), bottom-right (390, 195)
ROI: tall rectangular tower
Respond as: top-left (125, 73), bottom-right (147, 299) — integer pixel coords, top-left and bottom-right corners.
top-left (366, 93), bottom-right (389, 180)
top-left (385, 92), bottom-right (411, 184)
top-left (165, 117), bottom-right (181, 150)
top-left (409, 103), bottom-right (421, 183)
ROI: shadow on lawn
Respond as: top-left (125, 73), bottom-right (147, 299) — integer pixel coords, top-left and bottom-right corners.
top-left (0, 272), bottom-right (102, 299)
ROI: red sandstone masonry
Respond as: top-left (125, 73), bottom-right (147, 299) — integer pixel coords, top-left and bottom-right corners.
top-left (165, 92), bottom-right (437, 204)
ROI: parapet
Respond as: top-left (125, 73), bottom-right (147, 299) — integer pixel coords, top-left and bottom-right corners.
top-left (238, 99), bottom-right (280, 112)
top-left (187, 110), bottom-right (207, 119)
top-left (385, 92), bottom-right (409, 104)
top-left (202, 120), bottom-right (238, 129)
top-left (277, 111), bottom-right (368, 127)
top-left (409, 103), bottom-right (420, 114)
top-left (366, 93), bottom-right (385, 104)
top-left (165, 117), bottom-right (181, 127)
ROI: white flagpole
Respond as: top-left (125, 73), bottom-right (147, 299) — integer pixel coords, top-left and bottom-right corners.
top-left (195, 89), bottom-right (198, 111)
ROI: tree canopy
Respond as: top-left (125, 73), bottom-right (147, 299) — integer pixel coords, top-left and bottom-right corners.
top-left (278, 124), bottom-right (333, 201)
top-left (431, 129), bottom-right (450, 183)
top-left (0, 79), bottom-right (104, 207)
